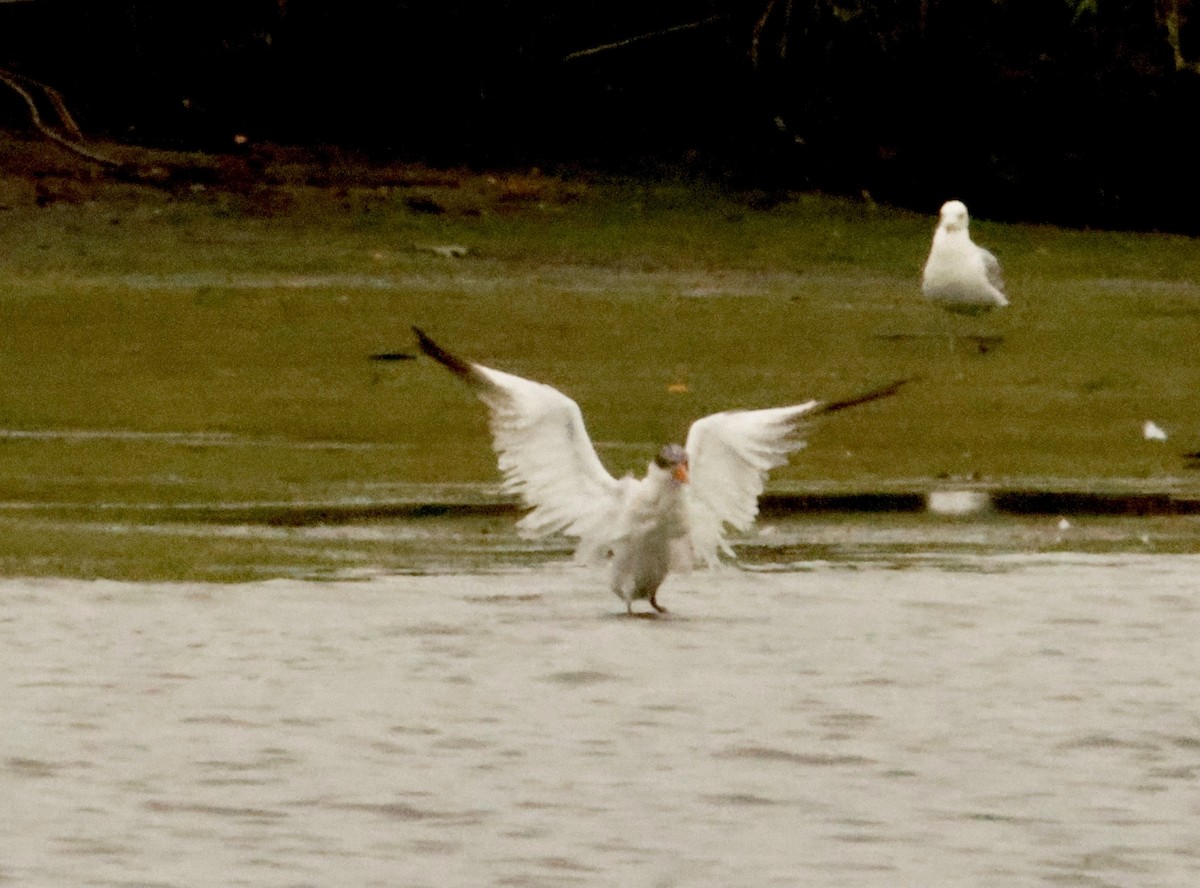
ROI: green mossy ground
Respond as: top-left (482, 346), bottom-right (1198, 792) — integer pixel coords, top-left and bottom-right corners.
top-left (1, 138), bottom-right (1198, 578)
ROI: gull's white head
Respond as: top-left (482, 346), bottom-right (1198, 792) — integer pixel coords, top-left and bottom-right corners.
top-left (937, 200), bottom-right (970, 233)
top-left (653, 443), bottom-right (690, 484)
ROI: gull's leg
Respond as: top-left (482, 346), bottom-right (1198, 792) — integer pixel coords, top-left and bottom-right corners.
top-left (938, 309), bottom-right (963, 378)
top-left (649, 591), bottom-right (667, 614)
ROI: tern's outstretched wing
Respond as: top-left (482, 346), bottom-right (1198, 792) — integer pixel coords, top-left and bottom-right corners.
top-left (683, 403), bottom-right (817, 565)
top-left (683, 379), bottom-right (908, 565)
top-left (415, 328), bottom-right (626, 557)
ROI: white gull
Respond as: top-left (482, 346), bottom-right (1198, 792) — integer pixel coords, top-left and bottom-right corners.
top-left (921, 200), bottom-right (1008, 314)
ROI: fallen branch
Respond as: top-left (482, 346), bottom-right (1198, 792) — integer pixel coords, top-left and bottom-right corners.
top-left (563, 15), bottom-right (730, 61)
top-left (0, 67), bottom-right (120, 168)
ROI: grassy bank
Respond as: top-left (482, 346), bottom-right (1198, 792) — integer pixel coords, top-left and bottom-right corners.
top-left (1, 145), bottom-right (1198, 577)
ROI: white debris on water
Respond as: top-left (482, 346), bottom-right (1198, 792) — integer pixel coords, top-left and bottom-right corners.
top-left (926, 489), bottom-right (992, 516)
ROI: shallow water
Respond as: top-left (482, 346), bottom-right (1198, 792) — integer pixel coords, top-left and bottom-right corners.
top-left (3, 551), bottom-right (1199, 887)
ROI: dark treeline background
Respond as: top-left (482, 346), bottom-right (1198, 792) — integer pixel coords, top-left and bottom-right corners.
top-left (1, 0), bottom-right (1198, 231)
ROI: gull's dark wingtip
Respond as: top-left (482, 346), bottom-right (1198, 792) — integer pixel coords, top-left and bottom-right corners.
top-left (412, 326), bottom-right (474, 377)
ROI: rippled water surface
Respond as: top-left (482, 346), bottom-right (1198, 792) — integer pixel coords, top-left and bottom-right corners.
top-left (4, 551), bottom-right (1200, 887)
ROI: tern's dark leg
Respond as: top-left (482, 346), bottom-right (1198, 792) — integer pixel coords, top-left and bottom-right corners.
top-left (649, 591), bottom-right (667, 614)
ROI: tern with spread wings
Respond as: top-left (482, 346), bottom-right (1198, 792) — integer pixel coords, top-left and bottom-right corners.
top-left (415, 327), bottom-right (904, 614)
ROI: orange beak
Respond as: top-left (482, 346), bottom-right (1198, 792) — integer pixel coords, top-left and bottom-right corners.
top-left (672, 462), bottom-right (690, 484)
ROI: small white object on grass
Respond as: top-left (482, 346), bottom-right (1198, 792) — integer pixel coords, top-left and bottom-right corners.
top-left (1143, 420), bottom-right (1168, 442)
top-left (921, 200), bottom-right (1008, 315)
top-left (1057, 517), bottom-right (1072, 531)
top-left (416, 244), bottom-right (471, 259)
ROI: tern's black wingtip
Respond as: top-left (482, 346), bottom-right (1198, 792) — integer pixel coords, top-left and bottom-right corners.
top-left (880, 376), bottom-right (918, 397)
top-left (817, 376), bottom-right (915, 415)
top-left (411, 325), bottom-right (433, 350)
top-left (411, 327), bottom-right (474, 377)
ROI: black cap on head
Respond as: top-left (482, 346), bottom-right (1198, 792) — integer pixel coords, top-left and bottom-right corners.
top-left (654, 443), bottom-right (688, 469)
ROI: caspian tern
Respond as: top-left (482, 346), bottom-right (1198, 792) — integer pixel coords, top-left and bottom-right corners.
top-left (414, 327), bottom-right (905, 615)
top-left (921, 200), bottom-right (1008, 315)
